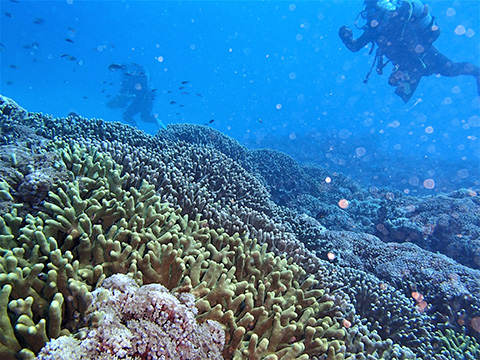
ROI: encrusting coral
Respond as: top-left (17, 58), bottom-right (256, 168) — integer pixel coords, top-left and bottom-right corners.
top-left (36, 274), bottom-right (225, 360)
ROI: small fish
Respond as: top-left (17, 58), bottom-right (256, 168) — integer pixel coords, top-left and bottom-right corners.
top-left (176, 113), bottom-right (180, 115)
top-left (106, 94), bottom-right (111, 98)
top-left (167, 90), bottom-right (172, 93)
top-left (108, 63), bottom-right (125, 72)
top-left (65, 38), bottom-right (74, 43)
top-left (68, 27), bottom-right (76, 33)
top-left (102, 80), bottom-right (107, 84)
top-left (101, 89), bottom-right (106, 93)
top-left (196, 93), bottom-right (202, 97)
top-left (67, 55), bottom-right (77, 61)
top-left (6, 81), bottom-right (13, 85)
top-left (4, 12), bottom-right (12, 18)
top-left (179, 105), bottom-right (184, 107)
top-left (9, 64), bottom-right (18, 69)
top-left (151, 89), bottom-right (157, 92)
top-left (170, 101), bottom-right (177, 105)
top-left (10, 0), bottom-right (19, 3)
top-left (60, 53), bottom-right (69, 58)
top-left (181, 91), bottom-right (189, 95)
top-left (0, 43), bottom-right (5, 51)
top-left (82, 96), bottom-right (89, 100)
top-left (22, 42), bottom-right (39, 50)
top-left (32, 58), bottom-right (38, 62)
top-left (33, 18), bottom-right (44, 25)
top-left (258, 118), bottom-right (263, 123)
top-left (37, 272), bottom-right (48, 281)
top-left (179, 86), bottom-right (185, 90)
top-left (181, 81), bottom-right (189, 84)
top-left (209, 119), bottom-right (215, 123)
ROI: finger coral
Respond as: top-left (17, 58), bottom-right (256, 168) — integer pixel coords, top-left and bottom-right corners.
top-left (0, 140), bottom-right (351, 359)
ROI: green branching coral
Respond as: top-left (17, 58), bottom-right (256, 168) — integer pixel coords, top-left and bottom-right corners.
top-left (0, 141), bottom-right (352, 359)
top-left (431, 328), bottom-right (480, 360)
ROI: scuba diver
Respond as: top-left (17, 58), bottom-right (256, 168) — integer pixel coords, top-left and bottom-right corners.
top-left (107, 63), bottom-right (159, 126)
top-left (339, 0), bottom-right (480, 102)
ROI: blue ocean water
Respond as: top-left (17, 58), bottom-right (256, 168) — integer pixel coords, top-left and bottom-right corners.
top-left (1, 0), bottom-right (479, 194)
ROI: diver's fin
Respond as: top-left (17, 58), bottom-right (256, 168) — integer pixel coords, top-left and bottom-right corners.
top-left (156, 119), bottom-right (167, 130)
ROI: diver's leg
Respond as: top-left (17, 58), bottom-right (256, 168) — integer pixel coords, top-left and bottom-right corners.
top-left (123, 102), bottom-right (138, 126)
top-left (424, 48), bottom-right (480, 94)
top-left (439, 59), bottom-right (480, 95)
top-left (431, 53), bottom-right (479, 77)
top-left (140, 98), bottom-right (155, 123)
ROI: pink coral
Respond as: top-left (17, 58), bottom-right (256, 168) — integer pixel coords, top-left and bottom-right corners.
top-left (36, 274), bottom-right (225, 360)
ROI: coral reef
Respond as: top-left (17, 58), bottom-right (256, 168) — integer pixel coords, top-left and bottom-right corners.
top-left (154, 123), bottom-right (251, 170)
top-left (1, 94), bottom-right (480, 360)
top-left (0, 137), bottom-right (353, 359)
top-left (0, 143), bottom-right (69, 215)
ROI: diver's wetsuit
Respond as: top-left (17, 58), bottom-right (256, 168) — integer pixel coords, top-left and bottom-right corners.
top-left (339, 0), bottom-right (480, 102)
top-left (121, 91), bottom-right (155, 124)
top-left (119, 63), bottom-right (156, 125)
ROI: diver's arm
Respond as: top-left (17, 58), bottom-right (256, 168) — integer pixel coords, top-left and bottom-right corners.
top-left (339, 25), bottom-right (373, 52)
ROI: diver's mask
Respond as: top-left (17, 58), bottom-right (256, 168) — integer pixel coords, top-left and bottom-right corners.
top-left (356, 0), bottom-right (402, 28)
top-left (376, 0), bottom-right (401, 11)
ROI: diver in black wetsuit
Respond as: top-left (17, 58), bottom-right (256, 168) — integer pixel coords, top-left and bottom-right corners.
top-left (107, 63), bottom-right (157, 125)
top-left (339, 0), bottom-right (480, 102)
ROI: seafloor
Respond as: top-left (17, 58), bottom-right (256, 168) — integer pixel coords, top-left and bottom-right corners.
top-left (0, 94), bottom-right (479, 359)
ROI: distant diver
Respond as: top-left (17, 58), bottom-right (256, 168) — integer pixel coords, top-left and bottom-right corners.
top-left (339, 0), bottom-right (480, 102)
top-left (107, 62), bottom-right (165, 128)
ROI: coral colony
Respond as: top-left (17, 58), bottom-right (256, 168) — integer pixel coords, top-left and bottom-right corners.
top-left (0, 95), bottom-right (479, 359)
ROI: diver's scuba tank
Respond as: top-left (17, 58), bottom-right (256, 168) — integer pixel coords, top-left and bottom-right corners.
top-left (408, 0), bottom-right (440, 45)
